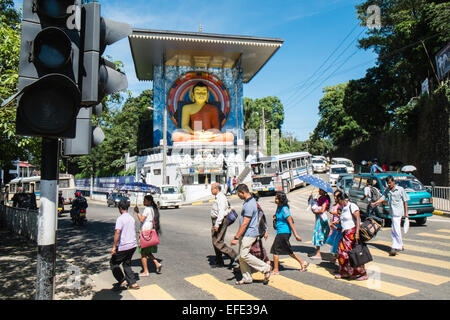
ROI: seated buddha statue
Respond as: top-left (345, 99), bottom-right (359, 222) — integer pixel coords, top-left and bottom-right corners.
top-left (172, 82), bottom-right (234, 143)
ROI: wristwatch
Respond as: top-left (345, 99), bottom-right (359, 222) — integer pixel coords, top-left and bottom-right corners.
top-left (234, 236), bottom-right (239, 241)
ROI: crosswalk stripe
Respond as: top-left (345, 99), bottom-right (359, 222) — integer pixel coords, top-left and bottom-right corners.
top-left (185, 274), bottom-right (259, 300)
top-left (366, 262), bottom-right (450, 286)
top-left (369, 247), bottom-right (450, 271)
top-left (370, 240), bottom-right (450, 258)
top-left (252, 272), bottom-right (350, 300)
top-left (416, 233), bottom-right (450, 240)
top-left (279, 259), bottom-right (418, 297)
top-left (127, 284), bottom-right (175, 300)
top-left (402, 237), bottom-right (450, 248)
top-left (436, 229), bottom-right (450, 234)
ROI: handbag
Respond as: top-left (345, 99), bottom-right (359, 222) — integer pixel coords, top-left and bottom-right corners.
top-left (226, 200), bottom-right (238, 226)
top-left (348, 241), bottom-right (373, 268)
top-left (139, 209), bottom-right (160, 248)
top-left (359, 217), bottom-right (382, 242)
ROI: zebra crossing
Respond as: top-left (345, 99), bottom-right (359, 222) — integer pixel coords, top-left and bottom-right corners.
top-left (127, 228), bottom-right (450, 300)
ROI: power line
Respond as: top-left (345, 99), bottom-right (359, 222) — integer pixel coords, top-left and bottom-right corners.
top-left (274, 22), bottom-right (361, 99)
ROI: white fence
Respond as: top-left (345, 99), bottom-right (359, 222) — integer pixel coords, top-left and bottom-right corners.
top-left (431, 186), bottom-right (450, 212)
top-left (0, 205), bottom-right (38, 243)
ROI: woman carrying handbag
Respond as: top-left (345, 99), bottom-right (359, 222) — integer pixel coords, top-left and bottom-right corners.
top-left (134, 195), bottom-right (162, 277)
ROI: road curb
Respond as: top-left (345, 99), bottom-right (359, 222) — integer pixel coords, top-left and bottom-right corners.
top-left (181, 195), bottom-right (239, 207)
top-left (433, 210), bottom-right (450, 218)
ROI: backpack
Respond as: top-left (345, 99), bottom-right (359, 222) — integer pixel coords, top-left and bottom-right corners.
top-left (370, 186), bottom-right (382, 202)
top-left (256, 203), bottom-right (267, 239)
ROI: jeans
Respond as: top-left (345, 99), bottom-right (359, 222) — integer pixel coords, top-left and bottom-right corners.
top-left (110, 247), bottom-right (137, 286)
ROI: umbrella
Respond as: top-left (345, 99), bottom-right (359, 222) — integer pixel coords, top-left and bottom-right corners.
top-left (401, 165), bottom-right (417, 173)
top-left (299, 174), bottom-right (333, 193)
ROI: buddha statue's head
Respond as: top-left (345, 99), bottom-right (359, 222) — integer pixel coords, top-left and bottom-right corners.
top-left (190, 82), bottom-right (209, 104)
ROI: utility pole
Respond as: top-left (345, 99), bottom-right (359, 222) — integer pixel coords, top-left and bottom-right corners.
top-left (36, 139), bottom-right (58, 300)
top-left (261, 107), bottom-right (267, 156)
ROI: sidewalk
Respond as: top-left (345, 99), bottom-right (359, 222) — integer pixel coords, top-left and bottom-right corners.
top-left (433, 210), bottom-right (450, 218)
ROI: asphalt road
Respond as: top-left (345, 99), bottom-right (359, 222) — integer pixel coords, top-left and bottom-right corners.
top-left (51, 181), bottom-right (450, 300)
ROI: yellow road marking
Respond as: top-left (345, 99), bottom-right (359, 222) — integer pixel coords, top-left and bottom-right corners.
top-left (185, 274), bottom-right (258, 300)
top-left (191, 202), bottom-right (204, 206)
top-left (252, 272), bottom-right (350, 300)
top-left (369, 247), bottom-right (450, 271)
top-left (366, 262), bottom-right (450, 286)
top-left (436, 229), bottom-right (450, 234)
top-left (371, 240), bottom-right (450, 258)
top-left (280, 259), bottom-right (418, 297)
top-left (403, 237), bottom-right (450, 248)
top-left (416, 233), bottom-right (450, 241)
top-left (127, 284), bottom-right (175, 300)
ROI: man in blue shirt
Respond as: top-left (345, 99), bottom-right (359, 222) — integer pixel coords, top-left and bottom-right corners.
top-left (231, 184), bottom-right (271, 285)
top-left (370, 159), bottom-right (384, 174)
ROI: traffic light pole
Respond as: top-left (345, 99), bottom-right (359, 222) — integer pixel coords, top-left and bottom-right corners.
top-left (36, 138), bottom-right (59, 300)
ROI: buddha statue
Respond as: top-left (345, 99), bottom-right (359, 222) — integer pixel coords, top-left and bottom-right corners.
top-left (172, 82), bottom-right (234, 143)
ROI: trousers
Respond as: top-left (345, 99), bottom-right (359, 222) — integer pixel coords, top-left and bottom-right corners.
top-left (110, 247), bottom-right (137, 285)
top-left (211, 218), bottom-right (237, 261)
top-left (239, 236), bottom-right (270, 283)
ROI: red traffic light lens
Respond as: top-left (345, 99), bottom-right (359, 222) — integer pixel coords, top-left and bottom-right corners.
top-left (37, 0), bottom-right (76, 20)
top-left (33, 27), bottom-right (72, 70)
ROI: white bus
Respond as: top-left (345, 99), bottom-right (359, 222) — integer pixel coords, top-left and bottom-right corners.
top-left (250, 152), bottom-right (313, 194)
top-left (6, 174), bottom-right (76, 207)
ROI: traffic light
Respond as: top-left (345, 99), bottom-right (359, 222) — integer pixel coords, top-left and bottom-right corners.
top-left (80, 2), bottom-right (131, 106)
top-left (16, 0), bottom-right (82, 138)
top-left (63, 103), bottom-right (104, 156)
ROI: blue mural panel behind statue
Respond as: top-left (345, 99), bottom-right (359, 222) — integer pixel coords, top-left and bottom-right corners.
top-left (153, 62), bottom-right (244, 147)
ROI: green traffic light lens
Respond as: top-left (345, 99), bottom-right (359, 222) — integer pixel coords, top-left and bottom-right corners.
top-left (33, 27), bottom-right (72, 70)
top-left (37, 0), bottom-right (75, 20)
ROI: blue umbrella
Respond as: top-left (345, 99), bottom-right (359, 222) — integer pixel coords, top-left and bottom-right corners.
top-left (298, 174), bottom-right (333, 193)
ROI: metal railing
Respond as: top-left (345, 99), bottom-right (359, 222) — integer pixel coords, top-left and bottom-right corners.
top-left (428, 186), bottom-right (450, 212)
top-left (0, 205), bottom-right (38, 243)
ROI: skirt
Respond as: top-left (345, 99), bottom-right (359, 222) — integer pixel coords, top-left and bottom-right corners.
top-left (312, 216), bottom-right (330, 247)
top-left (270, 233), bottom-right (293, 255)
top-left (326, 224), bottom-right (343, 254)
top-left (337, 227), bottom-right (366, 277)
top-left (139, 245), bottom-right (158, 255)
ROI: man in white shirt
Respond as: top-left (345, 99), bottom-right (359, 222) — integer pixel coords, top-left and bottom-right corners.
top-left (210, 183), bottom-right (237, 268)
top-left (371, 176), bottom-right (409, 256)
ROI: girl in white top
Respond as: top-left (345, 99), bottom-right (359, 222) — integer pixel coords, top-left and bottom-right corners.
top-left (134, 195), bottom-right (162, 277)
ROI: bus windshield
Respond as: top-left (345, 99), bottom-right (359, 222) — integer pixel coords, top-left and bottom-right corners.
top-left (264, 162), bottom-right (278, 174)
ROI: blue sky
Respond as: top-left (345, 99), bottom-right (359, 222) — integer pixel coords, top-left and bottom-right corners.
top-left (15, 0), bottom-right (378, 141)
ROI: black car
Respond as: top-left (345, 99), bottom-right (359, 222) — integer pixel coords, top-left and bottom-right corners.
top-left (107, 193), bottom-right (130, 207)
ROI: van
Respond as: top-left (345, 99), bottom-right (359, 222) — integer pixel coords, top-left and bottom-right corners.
top-left (347, 173), bottom-right (434, 225)
top-left (152, 185), bottom-right (183, 209)
top-left (331, 157), bottom-right (354, 173)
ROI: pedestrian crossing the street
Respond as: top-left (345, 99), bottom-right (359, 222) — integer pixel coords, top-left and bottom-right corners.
top-left (125, 230), bottom-right (450, 300)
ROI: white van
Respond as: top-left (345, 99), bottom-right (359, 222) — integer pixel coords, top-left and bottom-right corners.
top-left (152, 185), bottom-right (183, 209)
top-left (329, 165), bottom-right (349, 187)
top-left (331, 157), bottom-right (354, 173)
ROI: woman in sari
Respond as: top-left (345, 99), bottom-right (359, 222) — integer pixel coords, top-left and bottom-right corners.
top-left (310, 189), bottom-right (331, 260)
top-left (335, 193), bottom-right (367, 280)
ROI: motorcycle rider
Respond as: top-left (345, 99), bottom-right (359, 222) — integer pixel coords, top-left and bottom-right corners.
top-left (71, 191), bottom-right (88, 223)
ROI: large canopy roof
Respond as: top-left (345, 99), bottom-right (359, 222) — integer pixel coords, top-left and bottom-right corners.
top-left (128, 28), bottom-right (284, 83)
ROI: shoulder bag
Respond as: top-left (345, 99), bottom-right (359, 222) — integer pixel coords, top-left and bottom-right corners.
top-left (226, 199), bottom-right (238, 226)
top-left (348, 241), bottom-right (373, 267)
top-left (140, 208), bottom-right (160, 248)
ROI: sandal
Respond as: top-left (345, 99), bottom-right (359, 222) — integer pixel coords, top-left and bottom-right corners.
top-left (156, 264), bottom-right (162, 274)
top-left (270, 271), bottom-right (280, 276)
top-left (139, 272), bottom-right (150, 277)
top-left (300, 262), bottom-right (309, 272)
top-left (235, 280), bottom-right (252, 285)
top-left (356, 275), bottom-right (368, 281)
top-left (334, 274), bottom-right (349, 279)
top-left (128, 284), bottom-right (140, 290)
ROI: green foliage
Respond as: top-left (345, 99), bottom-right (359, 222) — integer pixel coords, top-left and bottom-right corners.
top-left (71, 90), bottom-right (154, 178)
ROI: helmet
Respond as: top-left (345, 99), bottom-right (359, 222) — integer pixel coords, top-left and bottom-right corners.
top-left (75, 192), bottom-right (81, 197)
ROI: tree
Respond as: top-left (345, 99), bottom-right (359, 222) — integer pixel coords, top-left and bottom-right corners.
top-left (71, 90), bottom-right (154, 178)
top-left (314, 83), bottom-right (368, 148)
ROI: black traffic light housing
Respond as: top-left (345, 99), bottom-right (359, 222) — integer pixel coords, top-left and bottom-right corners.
top-left (16, 0), bottom-right (82, 138)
